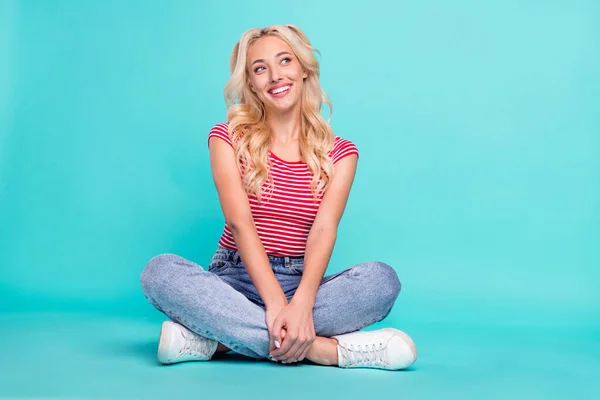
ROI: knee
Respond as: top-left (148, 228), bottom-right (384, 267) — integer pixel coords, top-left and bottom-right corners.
top-left (140, 253), bottom-right (181, 298)
top-left (364, 261), bottom-right (401, 306)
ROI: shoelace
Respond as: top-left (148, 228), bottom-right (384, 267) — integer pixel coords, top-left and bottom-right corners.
top-left (341, 342), bottom-right (387, 366)
top-left (179, 331), bottom-right (211, 357)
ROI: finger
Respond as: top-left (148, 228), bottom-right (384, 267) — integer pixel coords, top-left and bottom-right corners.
top-left (276, 328), bottom-right (287, 353)
top-left (280, 336), bottom-right (303, 362)
top-left (287, 342), bottom-right (307, 363)
top-left (270, 331), bottom-right (286, 359)
top-left (274, 331), bottom-right (297, 359)
top-left (294, 335), bottom-right (314, 362)
top-left (269, 337), bottom-right (275, 354)
top-left (293, 329), bottom-right (314, 362)
top-left (275, 337), bottom-right (296, 360)
top-left (270, 329), bottom-right (288, 361)
top-left (269, 328), bottom-right (288, 362)
top-left (297, 341), bottom-right (313, 362)
top-left (270, 317), bottom-right (285, 351)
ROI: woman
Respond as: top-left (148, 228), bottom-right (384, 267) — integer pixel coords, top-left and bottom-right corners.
top-left (140, 24), bottom-right (417, 370)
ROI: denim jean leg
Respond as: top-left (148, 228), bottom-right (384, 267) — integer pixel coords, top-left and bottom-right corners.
top-left (311, 261), bottom-right (401, 338)
top-left (140, 253), bottom-right (271, 359)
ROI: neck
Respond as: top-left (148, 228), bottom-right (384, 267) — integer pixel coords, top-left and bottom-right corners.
top-left (266, 105), bottom-right (302, 145)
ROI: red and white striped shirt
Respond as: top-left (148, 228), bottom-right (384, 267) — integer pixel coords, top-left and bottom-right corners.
top-left (208, 122), bottom-right (359, 257)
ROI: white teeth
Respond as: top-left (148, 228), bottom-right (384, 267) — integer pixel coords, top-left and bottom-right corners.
top-left (271, 85), bottom-right (290, 94)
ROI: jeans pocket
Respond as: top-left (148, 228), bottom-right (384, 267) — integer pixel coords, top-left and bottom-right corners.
top-left (208, 250), bottom-right (232, 273)
top-left (208, 258), bottom-right (231, 273)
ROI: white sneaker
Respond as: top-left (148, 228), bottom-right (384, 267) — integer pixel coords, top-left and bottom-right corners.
top-left (333, 328), bottom-right (417, 370)
top-left (157, 321), bottom-right (218, 364)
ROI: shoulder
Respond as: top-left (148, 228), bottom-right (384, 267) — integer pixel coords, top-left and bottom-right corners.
top-left (330, 135), bottom-right (359, 164)
top-left (207, 122), bottom-right (233, 149)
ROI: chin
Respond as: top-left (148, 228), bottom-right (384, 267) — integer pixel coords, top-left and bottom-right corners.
top-left (269, 99), bottom-right (301, 114)
top-left (276, 104), bottom-right (297, 112)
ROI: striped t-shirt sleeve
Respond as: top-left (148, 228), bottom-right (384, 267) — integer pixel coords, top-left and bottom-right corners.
top-left (207, 123), bottom-right (233, 149)
top-left (331, 137), bottom-right (359, 164)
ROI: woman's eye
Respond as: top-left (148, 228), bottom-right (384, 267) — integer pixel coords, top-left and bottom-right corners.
top-left (254, 66), bottom-right (265, 73)
top-left (281, 57), bottom-right (291, 64)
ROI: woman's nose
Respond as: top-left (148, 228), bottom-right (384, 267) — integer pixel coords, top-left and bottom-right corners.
top-left (270, 68), bottom-right (283, 83)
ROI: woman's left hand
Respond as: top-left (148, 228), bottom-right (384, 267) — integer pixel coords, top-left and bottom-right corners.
top-left (269, 300), bottom-right (316, 363)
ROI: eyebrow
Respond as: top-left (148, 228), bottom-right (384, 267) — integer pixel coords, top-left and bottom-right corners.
top-left (251, 51), bottom-right (292, 67)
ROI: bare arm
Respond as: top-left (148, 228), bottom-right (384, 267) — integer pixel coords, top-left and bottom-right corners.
top-left (209, 137), bottom-right (287, 310)
top-left (292, 153), bottom-right (358, 308)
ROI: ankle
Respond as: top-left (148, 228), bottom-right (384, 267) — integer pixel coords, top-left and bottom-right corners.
top-left (215, 342), bottom-right (231, 353)
top-left (306, 337), bottom-right (339, 366)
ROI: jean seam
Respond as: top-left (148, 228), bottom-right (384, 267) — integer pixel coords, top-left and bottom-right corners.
top-left (288, 264), bottom-right (303, 275)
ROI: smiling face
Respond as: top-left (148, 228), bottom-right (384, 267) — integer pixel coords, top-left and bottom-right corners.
top-left (246, 35), bottom-right (308, 117)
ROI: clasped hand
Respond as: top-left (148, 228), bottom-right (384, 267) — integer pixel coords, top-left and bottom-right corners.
top-left (265, 300), bottom-right (315, 363)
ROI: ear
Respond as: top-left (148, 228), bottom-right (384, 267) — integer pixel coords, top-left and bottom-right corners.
top-left (303, 69), bottom-right (308, 79)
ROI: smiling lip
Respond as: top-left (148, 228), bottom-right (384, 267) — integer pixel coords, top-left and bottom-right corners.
top-left (268, 84), bottom-right (292, 98)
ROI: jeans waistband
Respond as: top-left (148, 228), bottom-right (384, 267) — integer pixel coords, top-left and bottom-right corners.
top-left (217, 246), bottom-right (304, 265)
top-left (233, 250), bottom-right (304, 264)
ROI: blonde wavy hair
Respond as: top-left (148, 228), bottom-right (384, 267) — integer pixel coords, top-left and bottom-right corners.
top-left (224, 24), bottom-right (335, 204)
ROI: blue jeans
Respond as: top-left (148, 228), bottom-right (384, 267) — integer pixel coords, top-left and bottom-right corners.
top-left (140, 246), bottom-right (401, 359)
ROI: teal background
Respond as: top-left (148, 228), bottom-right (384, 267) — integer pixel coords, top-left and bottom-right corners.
top-left (1, 0), bottom-right (599, 398)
